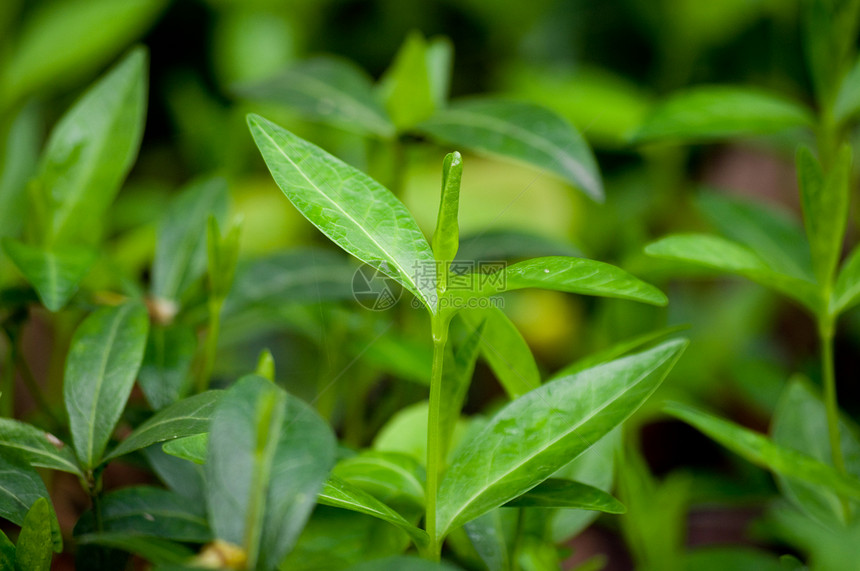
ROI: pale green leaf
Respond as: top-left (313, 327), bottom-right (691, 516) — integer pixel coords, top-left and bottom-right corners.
top-left (105, 391), bottom-right (221, 461)
top-left (247, 114), bottom-right (437, 311)
top-left (833, 243), bottom-right (860, 313)
top-left (665, 402), bottom-right (860, 501)
top-left (236, 56), bottom-right (394, 138)
top-left (632, 86), bottom-right (813, 143)
top-left (64, 302), bottom-right (149, 469)
top-left (834, 55), bottom-right (860, 124)
top-left (151, 177), bottom-right (229, 304)
top-left (378, 31), bottom-right (436, 130)
top-left (15, 497), bottom-right (54, 571)
top-left (1, 239), bottom-right (96, 312)
top-left (332, 451), bottom-right (426, 512)
top-left (432, 152), bottom-right (463, 264)
top-left (162, 433), bottom-right (208, 465)
top-left (418, 98), bottom-right (603, 200)
top-left (436, 339), bottom-right (687, 538)
top-left (30, 47), bottom-right (147, 246)
top-left (0, 102), bottom-right (40, 239)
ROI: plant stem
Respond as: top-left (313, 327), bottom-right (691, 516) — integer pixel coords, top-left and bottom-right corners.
top-left (425, 312), bottom-right (450, 561)
top-left (820, 322), bottom-right (846, 475)
top-left (197, 297), bottom-right (223, 392)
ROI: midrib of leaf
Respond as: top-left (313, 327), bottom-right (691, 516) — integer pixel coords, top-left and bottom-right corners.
top-left (83, 306), bottom-right (128, 467)
top-left (256, 126), bottom-right (433, 310)
top-left (439, 350), bottom-right (672, 535)
top-left (0, 480), bottom-right (29, 513)
top-left (429, 109), bottom-right (598, 193)
top-left (288, 74), bottom-right (392, 136)
top-left (3, 442), bottom-right (79, 474)
top-left (106, 412), bottom-right (211, 460)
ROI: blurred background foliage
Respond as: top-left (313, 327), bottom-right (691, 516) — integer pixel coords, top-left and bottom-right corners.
top-left (1, 0), bottom-right (856, 568)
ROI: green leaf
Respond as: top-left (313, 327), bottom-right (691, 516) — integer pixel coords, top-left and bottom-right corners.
top-left (137, 324), bottom-right (197, 410)
top-left (645, 234), bottom-right (820, 311)
top-left (696, 191), bottom-right (813, 281)
top-left (223, 249), bottom-right (355, 316)
top-left (664, 402), bottom-right (860, 501)
top-left (247, 114), bottom-right (437, 311)
top-left (76, 533), bottom-right (193, 566)
top-left (207, 375), bottom-right (336, 570)
top-left (417, 98), bottom-right (603, 201)
top-left (143, 446), bottom-right (205, 505)
top-left (15, 498), bottom-right (54, 571)
top-left (834, 55), bottom-right (860, 124)
top-left (449, 256), bottom-right (667, 307)
top-left (0, 103), bottom-right (40, 240)
top-left (459, 306), bottom-right (540, 399)
top-left (426, 37), bottom-right (453, 107)
top-left (346, 556), bottom-right (462, 571)
top-left (105, 391), bottom-right (221, 462)
top-left (439, 320), bottom-right (484, 459)
top-left (151, 177), bottom-right (229, 305)
top-left (436, 339), bottom-right (687, 538)
top-left (1, 239), bottom-right (96, 311)
top-left (432, 152), bottom-right (463, 264)
top-left (255, 349), bottom-right (276, 382)
top-left (0, 419), bottom-right (81, 475)
top-left (833, 243), bottom-right (860, 313)
top-left (318, 476), bottom-right (429, 547)
top-left (162, 433), bottom-right (208, 465)
top-left (504, 478), bottom-right (625, 513)
top-left (81, 486), bottom-right (209, 542)
top-left (462, 510), bottom-right (510, 571)
top-left (0, 453), bottom-right (51, 527)
top-left (631, 86), bottom-right (813, 144)
top-left (63, 302), bottom-right (149, 469)
top-left (683, 546), bottom-right (786, 571)
top-left (771, 379), bottom-right (860, 526)
top-left (29, 47), bottom-right (147, 246)
top-left (797, 146), bottom-right (852, 285)
top-left (235, 57), bottom-right (395, 138)
top-left (455, 229), bottom-right (580, 262)
top-left (332, 451), bottom-right (426, 513)
top-left (378, 31), bottom-right (437, 130)
top-left (558, 326), bottom-right (688, 378)
top-left (0, 530), bottom-right (14, 570)
top-left (207, 216), bottom-right (241, 302)
top-left (0, 0), bottom-right (164, 105)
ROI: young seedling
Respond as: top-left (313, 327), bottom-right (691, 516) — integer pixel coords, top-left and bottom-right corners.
top-left (248, 113), bottom-right (686, 559)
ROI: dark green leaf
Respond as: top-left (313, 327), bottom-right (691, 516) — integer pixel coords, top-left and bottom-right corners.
top-left (455, 229), bottom-right (581, 263)
top-left (150, 177), bottom-right (229, 305)
top-left (696, 190), bottom-right (813, 281)
top-left (771, 379), bottom-right (860, 526)
top-left (439, 321), bottom-right (484, 459)
top-left (449, 256), bottom-right (667, 307)
top-left (64, 303), bottom-right (149, 469)
top-left (105, 391), bottom-right (221, 462)
top-left (76, 533), bottom-right (193, 566)
top-left (83, 486), bottom-right (209, 542)
top-left (504, 478), bottom-right (625, 512)
top-left (15, 498), bottom-right (54, 571)
top-left (29, 47), bottom-right (147, 246)
top-left (162, 434), bottom-right (208, 465)
top-left (346, 556), bottom-right (462, 571)
top-left (235, 57), bottom-right (395, 138)
top-left (645, 234), bottom-right (820, 311)
top-left (0, 530), bottom-right (14, 570)
top-left (463, 510), bottom-right (510, 571)
top-left (378, 31), bottom-right (437, 130)
top-left (0, 453), bottom-right (50, 527)
top-left (332, 451), bottom-right (426, 513)
top-left (0, 0), bottom-right (164, 104)
top-left (417, 98), bottom-right (603, 201)
top-left (247, 114), bottom-right (437, 311)
top-left (632, 87), bottom-right (813, 144)
top-left (665, 402), bottom-right (860, 501)
top-left (459, 306), bottom-right (540, 399)
top-left (1, 239), bottom-right (96, 311)
top-left (432, 152), bottom-right (463, 264)
top-left (143, 446), bottom-right (205, 505)
top-left (137, 324), bottom-right (197, 410)
top-left (683, 547), bottom-right (786, 571)
top-left (318, 476), bottom-right (428, 547)
top-left (0, 419), bottom-right (81, 475)
top-left (207, 375), bottom-right (336, 570)
top-left (436, 339), bottom-right (687, 538)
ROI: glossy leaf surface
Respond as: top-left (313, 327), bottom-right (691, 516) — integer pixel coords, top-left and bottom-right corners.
top-left (248, 114), bottom-right (437, 311)
top-left (417, 98), bottom-right (603, 200)
top-left (64, 302), bottom-right (149, 469)
top-left (436, 339), bottom-right (687, 538)
top-left (503, 478), bottom-right (625, 512)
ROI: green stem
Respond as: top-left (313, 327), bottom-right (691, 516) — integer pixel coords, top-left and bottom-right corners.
top-left (88, 471), bottom-right (104, 532)
top-left (425, 312), bottom-right (450, 561)
top-left (820, 323), bottom-right (846, 476)
top-left (198, 297), bottom-right (223, 392)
